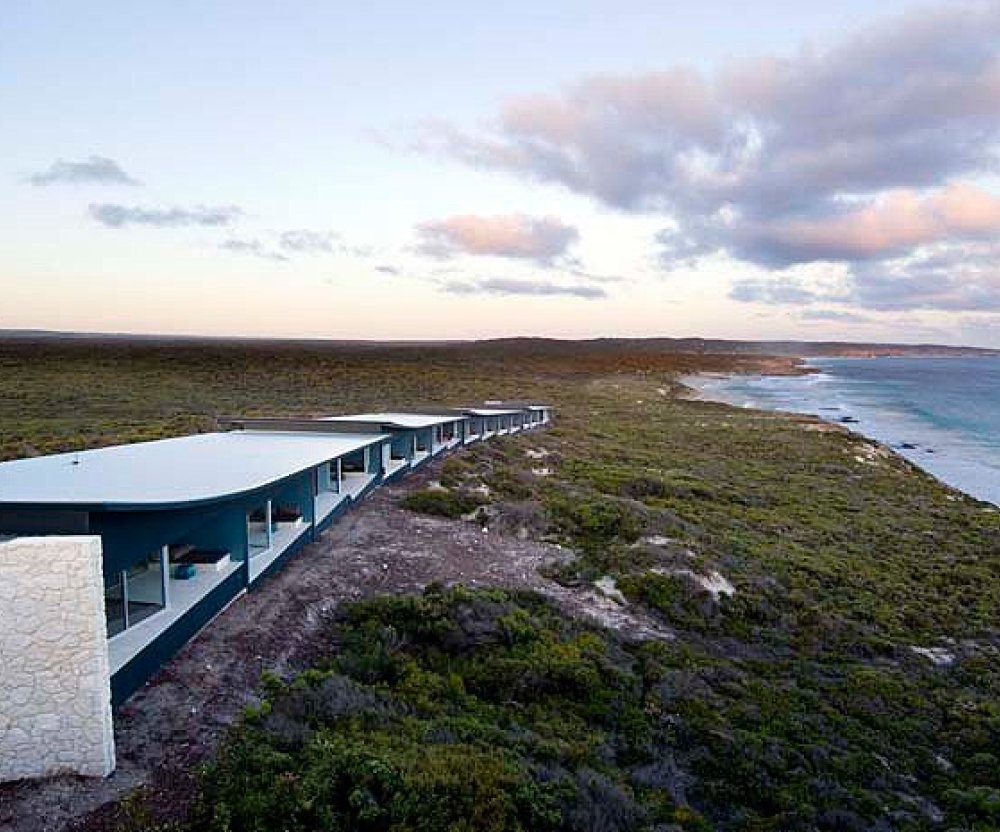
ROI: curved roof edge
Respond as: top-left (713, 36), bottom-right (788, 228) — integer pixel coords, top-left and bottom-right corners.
top-left (0, 430), bottom-right (389, 511)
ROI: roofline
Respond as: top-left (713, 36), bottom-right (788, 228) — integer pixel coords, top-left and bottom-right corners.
top-left (0, 431), bottom-right (390, 512)
top-left (0, 462), bottom-right (333, 512)
top-left (221, 408), bottom-right (548, 427)
top-left (391, 406), bottom-right (473, 417)
top-left (322, 413), bottom-right (468, 429)
top-left (482, 401), bottom-right (553, 410)
top-left (0, 465), bottom-right (311, 512)
top-left (226, 412), bottom-right (471, 429)
top-left (457, 406), bottom-right (530, 416)
top-left (219, 416), bottom-right (388, 434)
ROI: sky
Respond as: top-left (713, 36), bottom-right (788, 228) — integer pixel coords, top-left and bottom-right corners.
top-left (2, 1), bottom-right (999, 346)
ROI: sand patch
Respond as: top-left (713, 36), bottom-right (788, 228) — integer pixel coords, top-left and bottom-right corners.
top-left (594, 576), bottom-right (627, 605)
top-left (911, 646), bottom-right (956, 666)
top-left (653, 567), bottom-right (735, 600)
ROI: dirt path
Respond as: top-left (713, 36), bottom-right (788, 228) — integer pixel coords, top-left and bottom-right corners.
top-left (1, 461), bottom-right (666, 832)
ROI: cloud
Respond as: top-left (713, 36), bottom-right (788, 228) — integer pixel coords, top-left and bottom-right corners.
top-left (441, 276), bottom-right (605, 299)
top-left (343, 243), bottom-right (376, 258)
top-left (424, 4), bottom-right (1000, 216)
top-left (728, 279), bottom-right (828, 306)
top-left (691, 183), bottom-right (1000, 268)
top-left (277, 229), bottom-right (373, 258)
top-left (28, 155), bottom-right (140, 186)
top-left (278, 230), bottom-right (337, 254)
top-left (799, 309), bottom-right (870, 323)
top-left (416, 214), bottom-right (578, 264)
top-left (419, 2), bottom-right (1000, 312)
top-left (90, 203), bottom-right (241, 228)
top-left (849, 243), bottom-right (1000, 312)
top-left (730, 240), bottom-right (1000, 313)
top-left (374, 264), bottom-right (400, 275)
top-left (217, 229), bottom-right (374, 262)
top-left (220, 239), bottom-right (289, 262)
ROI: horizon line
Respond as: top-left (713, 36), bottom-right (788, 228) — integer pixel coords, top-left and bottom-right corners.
top-left (0, 327), bottom-right (996, 353)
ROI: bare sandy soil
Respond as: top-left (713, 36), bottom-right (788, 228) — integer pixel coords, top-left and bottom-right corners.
top-left (1, 458), bottom-right (666, 832)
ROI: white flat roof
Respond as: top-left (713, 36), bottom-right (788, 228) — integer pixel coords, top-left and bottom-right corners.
top-left (323, 412), bottom-right (465, 429)
top-left (464, 408), bottom-right (524, 416)
top-left (0, 430), bottom-right (388, 509)
top-left (484, 402), bottom-right (550, 411)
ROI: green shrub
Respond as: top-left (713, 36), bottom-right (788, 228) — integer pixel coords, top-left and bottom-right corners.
top-left (619, 476), bottom-right (669, 500)
top-left (546, 494), bottom-right (644, 550)
top-left (400, 488), bottom-right (484, 519)
top-left (439, 457), bottom-right (469, 489)
top-left (485, 468), bottom-right (534, 500)
top-left (192, 588), bottom-right (649, 832)
top-left (617, 571), bottom-right (717, 630)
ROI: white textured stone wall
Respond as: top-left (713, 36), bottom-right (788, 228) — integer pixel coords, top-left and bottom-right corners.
top-left (0, 536), bottom-right (115, 781)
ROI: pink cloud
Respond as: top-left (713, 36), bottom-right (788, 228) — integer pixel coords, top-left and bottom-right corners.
top-left (415, 214), bottom-right (578, 263)
top-left (747, 183), bottom-right (1000, 261)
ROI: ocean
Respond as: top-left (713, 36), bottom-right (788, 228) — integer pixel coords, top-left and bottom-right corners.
top-left (690, 356), bottom-right (1000, 506)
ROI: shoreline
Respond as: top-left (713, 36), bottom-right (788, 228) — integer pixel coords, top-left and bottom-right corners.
top-left (681, 364), bottom-right (999, 508)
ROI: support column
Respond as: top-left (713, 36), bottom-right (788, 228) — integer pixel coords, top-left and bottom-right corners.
top-left (160, 545), bottom-right (170, 608)
top-left (120, 570), bottom-right (129, 629)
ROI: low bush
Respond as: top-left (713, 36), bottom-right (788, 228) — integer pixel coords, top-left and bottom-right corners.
top-left (545, 493), bottom-right (644, 551)
top-left (191, 587), bottom-right (678, 832)
top-left (400, 488), bottom-right (485, 519)
top-left (619, 476), bottom-right (669, 500)
top-left (617, 571), bottom-right (720, 631)
top-left (194, 584), bottom-right (1000, 831)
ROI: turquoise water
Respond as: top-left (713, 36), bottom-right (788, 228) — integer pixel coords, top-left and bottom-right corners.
top-left (692, 356), bottom-right (1000, 506)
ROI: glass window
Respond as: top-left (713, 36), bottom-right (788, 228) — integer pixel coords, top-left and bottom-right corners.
top-left (104, 572), bottom-right (126, 637)
top-left (248, 504), bottom-right (271, 553)
top-left (342, 449), bottom-right (366, 472)
top-left (105, 551), bottom-right (166, 638)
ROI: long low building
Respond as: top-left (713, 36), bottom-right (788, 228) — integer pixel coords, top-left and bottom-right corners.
top-left (0, 429), bottom-right (391, 707)
top-left (0, 401), bottom-right (551, 782)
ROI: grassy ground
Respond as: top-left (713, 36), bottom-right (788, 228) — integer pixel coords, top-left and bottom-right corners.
top-left (2, 338), bottom-right (998, 831)
top-left (0, 338), bottom-right (794, 460)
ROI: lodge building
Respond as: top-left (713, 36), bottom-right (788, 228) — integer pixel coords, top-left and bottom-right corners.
top-left (0, 402), bottom-right (552, 782)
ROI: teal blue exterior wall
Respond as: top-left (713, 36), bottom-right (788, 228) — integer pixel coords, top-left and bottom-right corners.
top-left (91, 505), bottom-right (227, 576)
top-left (390, 432), bottom-right (414, 459)
top-left (367, 443), bottom-right (382, 475)
top-left (186, 511), bottom-right (249, 563)
top-left (415, 427), bottom-right (432, 452)
top-left (269, 472), bottom-right (316, 528)
top-left (0, 508), bottom-right (89, 535)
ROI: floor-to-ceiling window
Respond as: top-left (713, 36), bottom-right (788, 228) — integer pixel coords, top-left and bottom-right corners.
top-left (104, 550), bottom-right (167, 637)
